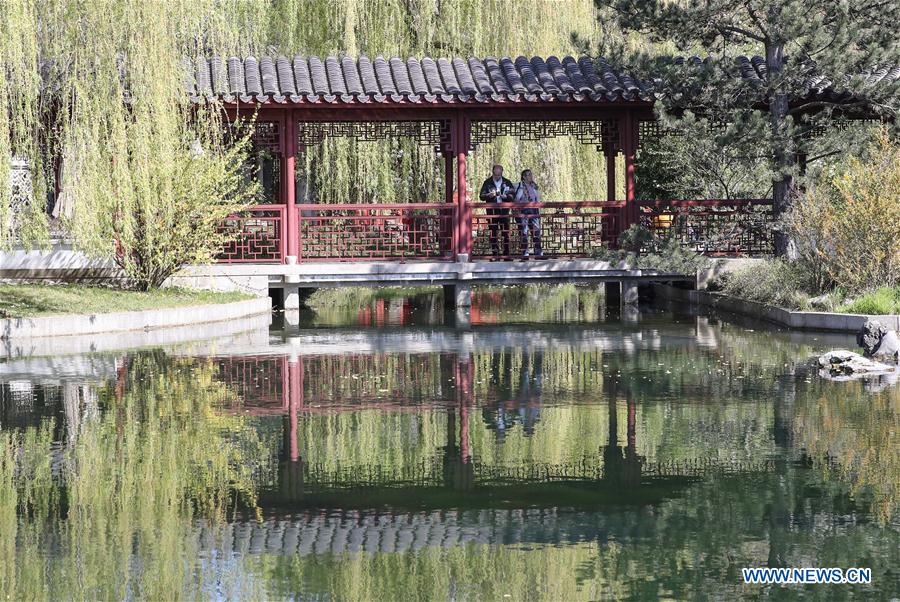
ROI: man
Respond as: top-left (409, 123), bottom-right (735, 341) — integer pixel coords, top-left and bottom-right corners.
top-left (513, 169), bottom-right (544, 259)
top-left (479, 164), bottom-right (514, 258)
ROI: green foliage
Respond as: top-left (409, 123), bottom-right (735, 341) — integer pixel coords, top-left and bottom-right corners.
top-left (595, 225), bottom-right (710, 274)
top-left (790, 129), bottom-right (900, 294)
top-left (105, 131), bottom-right (258, 290)
top-left (636, 113), bottom-right (773, 201)
top-left (837, 287), bottom-right (900, 315)
top-left (597, 0), bottom-right (900, 254)
top-left (719, 130), bottom-right (900, 308)
top-left (0, 353), bottom-right (270, 599)
top-left (720, 259), bottom-right (814, 310)
top-left (618, 223), bottom-right (654, 253)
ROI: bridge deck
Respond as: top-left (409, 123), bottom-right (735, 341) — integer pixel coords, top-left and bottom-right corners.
top-left (181, 259), bottom-right (695, 291)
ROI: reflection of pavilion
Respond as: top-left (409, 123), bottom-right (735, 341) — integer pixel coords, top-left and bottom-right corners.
top-left (199, 506), bottom-right (656, 557)
top-left (217, 349), bottom-right (776, 513)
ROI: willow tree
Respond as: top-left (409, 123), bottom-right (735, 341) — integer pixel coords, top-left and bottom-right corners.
top-left (2, 0), bottom-right (260, 289)
top-left (4, 0), bottom-right (622, 285)
top-left (0, 0), bottom-right (47, 247)
top-left (596, 0), bottom-right (900, 255)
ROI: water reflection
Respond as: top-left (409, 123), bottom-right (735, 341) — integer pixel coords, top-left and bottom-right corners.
top-left (2, 286), bottom-right (899, 600)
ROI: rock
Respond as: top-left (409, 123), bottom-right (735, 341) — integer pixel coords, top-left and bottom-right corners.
top-left (817, 349), bottom-right (896, 380)
top-left (807, 293), bottom-right (833, 311)
top-left (856, 319), bottom-right (900, 362)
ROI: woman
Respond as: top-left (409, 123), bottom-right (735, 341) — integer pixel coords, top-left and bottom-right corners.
top-left (513, 169), bottom-right (544, 259)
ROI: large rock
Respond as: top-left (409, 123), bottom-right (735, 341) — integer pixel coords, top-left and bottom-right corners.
top-left (817, 350), bottom-right (896, 380)
top-left (856, 319), bottom-right (900, 362)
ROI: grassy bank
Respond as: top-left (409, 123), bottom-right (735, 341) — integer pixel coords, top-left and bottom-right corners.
top-left (0, 284), bottom-right (251, 319)
top-left (719, 262), bottom-right (900, 315)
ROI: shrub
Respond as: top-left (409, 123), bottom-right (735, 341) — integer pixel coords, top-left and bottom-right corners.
top-left (720, 259), bottom-right (813, 310)
top-left (790, 129), bottom-right (900, 294)
top-left (594, 225), bottom-right (710, 274)
top-left (837, 287), bottom-right (900, 315)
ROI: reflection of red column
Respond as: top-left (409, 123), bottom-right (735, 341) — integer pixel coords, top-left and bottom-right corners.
top-left (375, 298), bottom-right (386, 326)
top-left (287, 357), bottom-right (303, 462)
top-left (400, 299), bottom-right (411, 326)
top-left (115, 356), bottom-right (129, 403)
top-left (456, 355), bottom-right (474, 463)
top-left (627, 397), bottom-right (636, 454)
top-left (281, 356), bottom-right (290, 411)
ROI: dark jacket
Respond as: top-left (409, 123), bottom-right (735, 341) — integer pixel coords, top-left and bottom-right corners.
top-left (479, 177), bottom-right (515, 203)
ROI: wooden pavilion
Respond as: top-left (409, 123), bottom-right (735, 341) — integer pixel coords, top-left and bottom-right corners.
top-left (184, 54), bottom-right (895, 264)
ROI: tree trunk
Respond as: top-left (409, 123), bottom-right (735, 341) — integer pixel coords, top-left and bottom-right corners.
top-left (767, 40), bottom-right (795, 257)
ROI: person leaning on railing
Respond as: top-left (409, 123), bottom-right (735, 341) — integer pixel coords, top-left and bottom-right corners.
top-left (513, 169), bottom-right (544, 259)
top-left (479, 164), bottom-right (514, 259)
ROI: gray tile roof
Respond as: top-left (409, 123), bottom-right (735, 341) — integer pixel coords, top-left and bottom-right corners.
top-left (184, 54), bottom-right (900, 107)
top-left (185, 54), bottom-right (651, 103)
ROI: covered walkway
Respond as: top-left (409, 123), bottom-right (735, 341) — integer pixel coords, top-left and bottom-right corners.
top-left (188, 54), bottom-right (785, 267)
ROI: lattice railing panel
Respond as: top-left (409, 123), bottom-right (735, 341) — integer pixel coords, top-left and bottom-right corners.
top-left (638, 199), bottom-right (774, 255)
top-left (469, 201), bottom-right (624, 259)
top-left (298, 203), bottom-right (454, 261)
top-left (217, 205), bottom-right (285, 263)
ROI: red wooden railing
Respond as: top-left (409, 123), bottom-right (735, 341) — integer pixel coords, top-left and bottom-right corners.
top-left (215, 199), bottom-right (774, 263)
top-left (638, 199), bottom-right (774, 256)
top-left (469, 201), bottom-right (624, 259)
top-left (297, 203), bottom-right (455, 261)
top-left (217, 205), bottom-right (285, 263)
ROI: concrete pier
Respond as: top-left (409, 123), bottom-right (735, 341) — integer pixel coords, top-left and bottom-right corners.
top-left (443, 284), bottom-right (472, 309)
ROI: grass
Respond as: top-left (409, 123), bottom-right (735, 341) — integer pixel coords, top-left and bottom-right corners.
top-left (837, 286), bottom-right (900, 315)
top-left (0, 284), bottom-right (252, 318)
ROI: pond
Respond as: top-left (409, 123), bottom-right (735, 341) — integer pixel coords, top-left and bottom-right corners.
top-left (1, 285), bottom-right (898, 600)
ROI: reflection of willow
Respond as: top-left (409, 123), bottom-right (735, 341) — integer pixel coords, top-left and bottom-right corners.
top-left (301, 353), bottom-right (450, 405)
top-left (474, 347), bottom-right (604, 403)
top-left (304, 287), bottom-right (443, 327)
top-left (793, 380), bottom-right (900, 523)
top-left (470, 284), bottom-right (605, 325)
top-left (480, 348), bottom-right (545, 440)
top-left (0, 352), bottom-right (270, 600)
top-left (302, 284), bottom-right (606, 328)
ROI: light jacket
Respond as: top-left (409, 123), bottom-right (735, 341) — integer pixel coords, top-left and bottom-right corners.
top-left (514, 181), bottom-right (541, 215)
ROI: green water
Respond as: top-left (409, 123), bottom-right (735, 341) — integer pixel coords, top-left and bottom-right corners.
top-left (1, 285), bottom-right (898, 600)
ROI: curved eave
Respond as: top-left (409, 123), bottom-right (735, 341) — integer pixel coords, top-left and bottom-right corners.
top-left (189, 92), bottom-right (655, 109)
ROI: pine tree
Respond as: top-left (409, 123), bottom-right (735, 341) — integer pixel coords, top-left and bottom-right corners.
top-left (596, 0), bottom-right (900, 255)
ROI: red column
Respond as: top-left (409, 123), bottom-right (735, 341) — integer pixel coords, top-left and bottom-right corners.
top-left (605, 151), bottom-right (618, 245)
top-left (444, 152), bottom-right (456, 258)
top-left (623, 110), bottom-right (637, 230)
top-left (606, 153), bottom-right (617, 201)
top-left (456, 113), bottom-right (472, 258)
top-left (444, 153), bottom-right (454, 204)
top-left (284, 112), bottom-right (299, 262)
